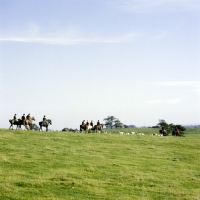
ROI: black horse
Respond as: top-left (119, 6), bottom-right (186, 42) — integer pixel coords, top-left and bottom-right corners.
top-left (159, 129), bottom-right (168, 136)
top-left (172, 129), bottom-right (184, 137)
top-left (9, 119), bottom-right (24, 130)
top-left (9, 119), bottom-right (19, 130)
top-left (16, 119), bottom-right (24, 130)
top-left (80, 124), bottom-right (86, 131)
top-left (39, 119), bottom-right (52, 132)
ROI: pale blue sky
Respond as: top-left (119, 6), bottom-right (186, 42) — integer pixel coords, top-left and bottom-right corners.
top-left (0, 0), bottom-right (200, 130)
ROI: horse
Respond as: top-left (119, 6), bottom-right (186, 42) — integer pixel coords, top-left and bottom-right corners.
top-left (172, 129), bottom-right (183, 137)
top-left (9, 119), bottom-right (20, 130)
top-left (80, 124), bottom-right (85, 131)
top-left (91, 124), bottom-right (104, 132)
top-left (39, 119), bottom-right (52, 132)
top-left (24, 117), bottom-right (36, 130)
top-left (79, 124), bottom-right (90, 131)
top-left (159, 129), bottom-right (168, 136)
top-left (16, 119), bottom-right (24, 130)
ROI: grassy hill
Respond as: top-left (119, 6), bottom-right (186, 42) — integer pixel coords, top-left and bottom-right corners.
top-left (0, 128), bottom-right (200, 199)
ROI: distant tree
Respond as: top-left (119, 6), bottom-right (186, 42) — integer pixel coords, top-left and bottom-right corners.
top-left (113, 119), bottom-right (124, 128)
top-left (174, 124), bottom-right (186, 131)
top-left (32, 123), bottom-right (39, 130)
top-left (157, 119), bottom-right (169, 129)
top-left (103, 116), bottom-right (117, 129)
top-left (151, 126), bottom-right (160, 128)
top-left (128, 125), bottom-right (136, 128)
top-left (124, 125), bottom-right (128, 128)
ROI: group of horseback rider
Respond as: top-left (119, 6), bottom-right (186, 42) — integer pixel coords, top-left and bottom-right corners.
top-left (13, 113), bottom-right (29, 123)
top-left (82, 120), bottom-right (100, 127)
top-left (10, 114), bottom-right (52, 131)
top-left (12, 114), bottom-right (47, 124)
top-left (160, 126), bottom-right (180, 136)
top-left (80, 120), bottom-right (102, 131)
top-left (81, 120), bottom-right (101, 127)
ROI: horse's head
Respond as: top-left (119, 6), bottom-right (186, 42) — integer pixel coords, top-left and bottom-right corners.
top-left (32, 117), bottom-right (35, 121)
top-left (48, 119), bottom-right (52, 125)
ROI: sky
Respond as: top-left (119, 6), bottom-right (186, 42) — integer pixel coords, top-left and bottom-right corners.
top-left (0, 0), bottom-right (200, 130)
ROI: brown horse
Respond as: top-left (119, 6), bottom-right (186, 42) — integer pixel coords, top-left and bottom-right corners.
top-left (24, 117), bottom-right (36, 130)
top-left (91, 124), bottom-right (104, 132)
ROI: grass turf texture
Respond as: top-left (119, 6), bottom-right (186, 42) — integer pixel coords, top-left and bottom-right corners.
top-left (0, 128), bottom-right (200, 200)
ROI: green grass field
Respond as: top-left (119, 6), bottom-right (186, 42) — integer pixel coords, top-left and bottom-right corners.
top-left (0, 128), bottom-right (200, 200)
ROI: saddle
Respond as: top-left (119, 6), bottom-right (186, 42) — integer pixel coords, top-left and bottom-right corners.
top-left (42, 121), bottom-right (47, 126)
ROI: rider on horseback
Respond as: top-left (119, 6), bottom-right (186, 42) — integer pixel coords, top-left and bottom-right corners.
top-left (96, 120), bottom-right (101, 130)
top-left (21, 114), bottom-right (25, 124)
top-left (13, 114), bottom-right (18, 122)
top-left (21, 114), bottom-right (25, 120)
top-left (90, 120), bottom-right (93, 127)
top-left (97, 120), bottom-right (100, 126)
top-left (43, 115), bottom-right (47, 124)
top-left (82, 120), bottom-right (85, 126)
top-left (175, 127), bottom-right (179, 134)
top-left (160, 126), bottom-right (167, 136)
top-left (26, 114), bottom-right (30, 120)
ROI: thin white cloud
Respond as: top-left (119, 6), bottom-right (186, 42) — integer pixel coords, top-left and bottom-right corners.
top-left (0, 33), bottom-right (139, 45)
top-left (148, 99), bottom-right (181, 104)
top-left (110, 0), bottom-right (200, 13)
top-left (0, 25), bottom-right (139, 45)
top-left (0, 35), bottom-right (138, 45)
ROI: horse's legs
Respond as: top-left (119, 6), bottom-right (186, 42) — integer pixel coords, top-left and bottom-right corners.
top-left (80, 125), bottom-right (85, 132)
top-left (25, 125), bottom-right (29, 130)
